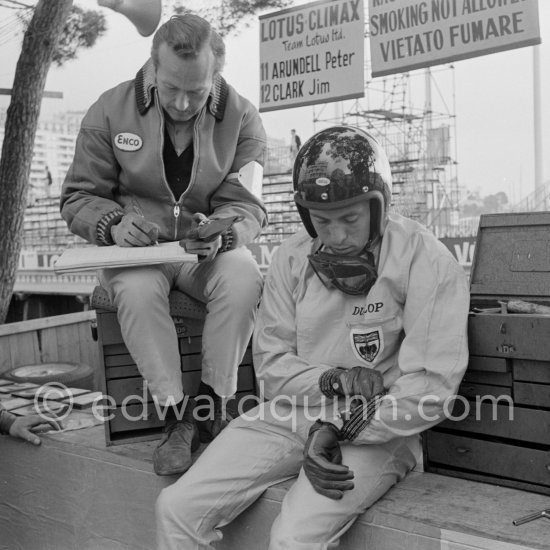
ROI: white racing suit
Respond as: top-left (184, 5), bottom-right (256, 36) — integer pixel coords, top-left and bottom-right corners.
top-left (156, 213), bottom-right (470, 549)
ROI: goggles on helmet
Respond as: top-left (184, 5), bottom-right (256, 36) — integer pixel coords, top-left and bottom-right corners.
top-left (308, 249), bottom-right (378, 296)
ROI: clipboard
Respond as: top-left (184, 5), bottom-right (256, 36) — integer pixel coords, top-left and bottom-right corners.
top-left (54, 242), bottom-right (198, 273)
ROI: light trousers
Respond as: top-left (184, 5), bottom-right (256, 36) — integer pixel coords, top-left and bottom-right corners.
top-left (156, 401), bottom-right (420, 550)
top-left (99, 247), bottom-right (262, 403)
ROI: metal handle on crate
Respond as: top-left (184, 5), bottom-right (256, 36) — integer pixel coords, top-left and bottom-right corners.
top-left (455, 447), bottom-right (470, 454)
top-left (513, 509), bottom-right (550, 526)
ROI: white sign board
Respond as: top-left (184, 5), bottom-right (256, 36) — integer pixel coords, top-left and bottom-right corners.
top-left (259, 0), bottom-right (365, 112)
top-left (369, 0), bottom-right (541, 78)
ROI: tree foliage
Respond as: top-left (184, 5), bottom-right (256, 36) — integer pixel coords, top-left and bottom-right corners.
top-left (52, 5), bottom-right (107, 65)
top-left (174, 0), bottom-right (291, 36)
top-left (461, 191), bottom-right (509, 217)
top-left (16, 3), bottom-right (108, 65)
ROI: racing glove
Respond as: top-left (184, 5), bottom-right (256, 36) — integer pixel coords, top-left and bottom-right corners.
top-left (180, 214), bottom-right (242, 261)
top-left (110, 212), bottom-right (159, 247)
top-left (319, 366), bottom-right (384, 400)
top-left (303, 420), bottom-right (354, 500)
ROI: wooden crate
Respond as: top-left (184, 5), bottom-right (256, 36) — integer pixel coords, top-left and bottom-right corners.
top-left (0, 310), bottom-right (100, 388)
top-left (92, 287), bottom-right (257, 445)
top-left (424, 213), bottom-right (550, 496)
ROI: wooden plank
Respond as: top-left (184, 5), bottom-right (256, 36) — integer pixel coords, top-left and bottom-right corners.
top-left (0, 310), bottom-right (96, 337)
top-left (109, 403), bottom-right (165, 433)
top-left (105, 354), bottom-right (135, 367)
top-left (76, 320), bottom-right (95, 361)
top-left (179, 335), bottom-right (202, 354)
top-left (459, 382), bottom-right (512, 401)
top-left (427, 464), bottom-right (550, 499)
top-left (469, 315), bottom-right (550, 360)
top-left (2, 423), bottom-right (550, 549)
top-left (106, 364), bottom-right (140, 380)
top-left (463, 370), bottom-right (512, 387)
top-left (513, 382), bottom-right (550, 409)
top-left (54, 321), bottom-right (81, 363)
top-left (440, 528), bottom-right (543, 550)
top-left (106, 377), bottom-right (153, 404)
top-left (77, 320), bottom-right (101, 386)
top-left (0, 427), bottom-right (168, 550)
top-left (39, 326), bottom-right (59, 363)
top-left (181, 354), bottom-right (202, 372)
top-left (96, 312), bottom-right (124, 346)
top-left (106, 371), bottom-right (208, 405)
top-left (173, 317), bottom-right (204, 338)
top-left (468, 355), bottom-right (508, 373)
top-left (104, 343), bottom-right (129, 355)
top-left (513, 359), bottom-right (550, 384)
top-left (437, 403), bottom-right (550, 445)
top-left (3, 332), bottom-right (41, 372)
top-left (425, 432), bottom-right (550, 488)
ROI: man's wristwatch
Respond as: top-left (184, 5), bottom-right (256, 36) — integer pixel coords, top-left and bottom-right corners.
top-left (319, 367), bottom-right (346, 398)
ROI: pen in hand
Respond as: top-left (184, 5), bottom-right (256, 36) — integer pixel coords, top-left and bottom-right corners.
top-left (128, 204), bottom-right (159, 246)
top-left (111, 204), bottom-right (160, 247)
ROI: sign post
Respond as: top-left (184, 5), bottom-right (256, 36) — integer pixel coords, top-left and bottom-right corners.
top-left (259, 0), bottom-right (365, 112)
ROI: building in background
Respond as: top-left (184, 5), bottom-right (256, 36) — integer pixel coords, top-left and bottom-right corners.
top-left (0, 108), bottom-right (84, 201)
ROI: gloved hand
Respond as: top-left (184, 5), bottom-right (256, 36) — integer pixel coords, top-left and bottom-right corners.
top-left (111, 212), bottom-right (159, 247)
top-left (180, 213), bottom-right (242, 261)
top-left (303, 420), bottom-right (354, 500)
top-left (180, 213), bottom-right (221, 261)
top-left (332, 366), bottom-right (384, 400)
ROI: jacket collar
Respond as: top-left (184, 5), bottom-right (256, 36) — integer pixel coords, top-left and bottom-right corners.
top-left (134, 58), bottom-right (228, 121)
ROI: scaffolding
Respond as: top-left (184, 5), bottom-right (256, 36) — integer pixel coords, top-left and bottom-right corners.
top-left (312, 65), bottom-right (461, 237)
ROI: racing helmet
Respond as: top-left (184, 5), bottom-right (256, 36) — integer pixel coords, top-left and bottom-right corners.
top-left (293, 126), bottom-right (392, 240)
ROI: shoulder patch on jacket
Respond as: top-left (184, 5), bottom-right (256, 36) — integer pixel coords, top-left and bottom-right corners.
top-left (114, 132), bottom-right (143, 152)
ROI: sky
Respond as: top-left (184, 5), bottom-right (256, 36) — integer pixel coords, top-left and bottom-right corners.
top-left (0, 0), bottom-right (549, 205)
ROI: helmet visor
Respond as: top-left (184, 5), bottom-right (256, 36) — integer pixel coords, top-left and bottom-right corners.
top-left (308, 250), bottom-right (377, 296)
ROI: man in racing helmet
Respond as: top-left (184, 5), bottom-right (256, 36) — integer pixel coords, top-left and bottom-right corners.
top-left (156, 126), bottom-right (470, 550)
top-left (294, 125), bottom-right (392, 296)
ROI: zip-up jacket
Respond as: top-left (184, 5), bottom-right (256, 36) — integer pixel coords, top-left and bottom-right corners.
top-left (60, 60), bottom-right (267, 247)
top-left (253, 213), bottom-right (470, 444)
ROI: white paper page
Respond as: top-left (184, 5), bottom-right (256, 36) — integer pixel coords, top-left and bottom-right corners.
top-left (54, 241), bottom-right (197, 273)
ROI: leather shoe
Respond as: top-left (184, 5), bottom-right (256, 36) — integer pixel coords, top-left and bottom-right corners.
top-left (195, 381), bottom-right (234, 443)
top-left (196, 408), bottom-right (233, 443)
top-left (153, 416), bottom-right (199, 476)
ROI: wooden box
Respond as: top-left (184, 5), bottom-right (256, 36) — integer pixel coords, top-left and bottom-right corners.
top-left (424, 212), bottom-right (550, 495)
top-left (91, 287), bottom-right (257, 445)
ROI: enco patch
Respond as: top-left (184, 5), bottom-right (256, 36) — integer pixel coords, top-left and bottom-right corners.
top-left (114, 132), bottom-right (143, 152)
top-left (350, 327), bottom-right (384, 364)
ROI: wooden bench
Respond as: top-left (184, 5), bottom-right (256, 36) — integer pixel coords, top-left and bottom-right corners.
top-left (1, 425), bottom-right (548, 550)
top-left (2, 296), bottom-right (548, 549)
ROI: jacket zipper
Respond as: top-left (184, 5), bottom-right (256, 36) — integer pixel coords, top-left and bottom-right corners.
top-left (173, 204), bottom-right (180, 240)
top-left (155, 93), bottom-right (181, 239)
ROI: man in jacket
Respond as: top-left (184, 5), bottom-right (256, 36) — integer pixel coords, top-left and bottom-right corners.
top-left (155, 126), bottom-right (470, 549)
top-left (61, 14), bottom-right (267, 476)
